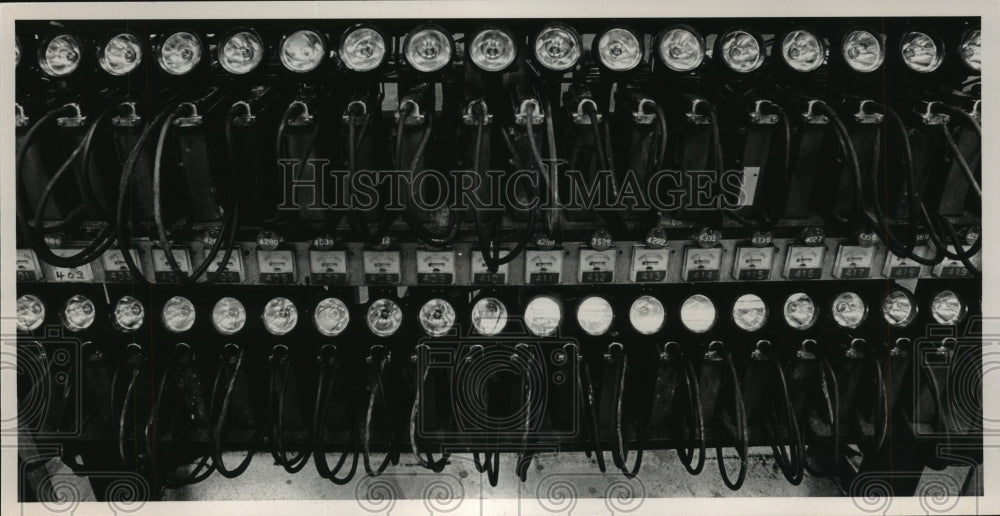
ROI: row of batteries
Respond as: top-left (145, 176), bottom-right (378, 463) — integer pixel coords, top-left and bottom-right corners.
top-left (16, 236), bottom-right (982, 286)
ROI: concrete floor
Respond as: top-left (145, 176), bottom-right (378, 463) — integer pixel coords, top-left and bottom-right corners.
top-left (163, 447), bottom-right (843, 505)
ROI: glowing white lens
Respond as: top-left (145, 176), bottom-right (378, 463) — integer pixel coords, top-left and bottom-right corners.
top-left (598, 28), bottom-right (642, 71)
top-left (629, 295), bottom-right (665, 335)
top-left (62, 295), bottom-right (96, 332)
top-left (367, 298), bottom-right (402, 337)
top-left (534, 25), bottom-right (581, 71)
top-left (263, 297), bottom-right (298, 335)
top-left (314, 298), bottom-right (350, 337)
top-left (732, 294), bottom-right (768, 332)
top-left (419, 299), bottom-right (456, 337)
top-left (782, 30), bottom-right (825, 72)
top-left (471, 297), bottom-right (508, 336)
top-left (158, 31), bottom-right (202, 75)
top-left (931, 290), bottom-right (966, 325)
top-left (219, 31), bottom-right (263, 74)
top-left (470, 28), bottom-right (516, 72)
top-left (113, 296), bottom-right (145, 332)
top-left (524, 296), bottom-right (562, 337)
top-left (99, 33), bottom-right (142, 76)
top-left (40, 34), bottom-right (81, 77)
top-left (720, 30), bottom-right (764, 73)
top-left (576, 296), bottom-right (614, 336)
top-left (162, 296), bottom-right (196, 333)
top-left (901, 31), bottom-right (943, 72)
top-left (658, 27), bottom-right (704, 71)
top-left (280, 29), bottom-right (325, 73)
top-left (680, 294), bottom-right (717, 333)
top-left (842, 30), bottom-right (884, 72)
top-left (212, 297), bottom-right (247, 335)
top-left (882, 290), bottom-right (917, 327)
top-left (783, 292), bottom-right (817, 330)
top-left (832, 292), bottom-right (868, 329)
top-left (16, 295), bottom-right (45, 332)
top-left (341, 27), bottom-right (386, 72)
top-left (960, 29), bottom-right (981, 71)
top-left (404, 27), bottom-right (452, 73)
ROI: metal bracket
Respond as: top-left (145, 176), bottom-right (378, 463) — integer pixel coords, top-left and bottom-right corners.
top-left (632, 98), bottom-right (657, 124)
top-left (173, 102), bottom-right (203, 127)
top-left (853, 100), bottom-right (884, 124)
top-left (462, 100), bottom-right (493, 126)
top-left (571, 98), bottom-right (602, 125)
top-left (56, 103), bottom-right (87, 127)
top-left (970, 99), bottom-right (981, 123)
top-left (685, 98), bottom-right (709, 125)
top-left (112, 102), bottom-right (142, 127)
top-left (802, 100), bottom-right (829, 124)
top-left (287, 100), bottom-right (314, 126)
top-left (920, 101), bottom-right (950, 126)
top-left (395, 99), bottom-right (425, 125)
top-left (231, 100), bottom-right (256, 126)
top-left (342, 100), bottom-right (368, 125)
top-left (15, 103), bottom-right (28, 127)
top-left (749, 100), bottom-right (778, 125)
top-left (514, 98), bottom-right (544, 125)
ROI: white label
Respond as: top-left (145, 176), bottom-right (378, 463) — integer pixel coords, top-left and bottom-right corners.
top-left (363, 250), bottom-right (401, 285)
top-left (152, 248), bottom-right (192, 273)
top-left (208, 251), bottom-right (244, 283)
top-left (737, 166), bottom-right (761, 207)
top-left (416, 249), bottom-right (456, 285)
top-left (49, 249), bottom-right (95, 282)
top-left (630, 245), bottom-right (669, 283)
top-left (16, 249), bottom-right (41, 281)
top-left (783, 245), bottom-right (825, 280)
top-left (525, 249), bottom-right (562, 284)
top-left (733, 246), bottom-right (774, 281)
top-left (578, 248), bottom-right (616, 283)
top-left (471, 249), bottom-right (510, 284)
top-left (882, 247), bottom-right (928, 279)
top-left (682, 247), bottom-right (722, 282)
top-left (257, 250), bottom-right (296, 274)
top-left (309, 250), bottom-right (348, 275)
top-left (833, 245), bottom-right (876, 279)
top-left (932, 246), bottom-right (981, 278)
top-left (102, 249), bottom-right (140, 273)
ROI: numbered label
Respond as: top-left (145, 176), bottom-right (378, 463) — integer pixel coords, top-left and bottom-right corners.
top-left (833, 245), bottom-right (875, 279)
top-left (152, 248), bottom-right (191, 283)
top-left (579, 248), bottom-right (616, 283)
top-left (525, 249), bottom-right (562, 285)
top-left (102, 249), bottom-right (141, 282)
top-left (783, 245), bottom-right (826, 280)
top-left (363, 250), bottom-right (401, 285)
top-left (257, 249), bottom-right (297, 284)
top-left (471, 249), bottom-right (509, 285)
top-left (932, 246), bottom-right (981, 278)
top-left (208, 251), bottom-right (244, 283)
top-left (49, 249), bottom-right (96, 282)
top-left (882, 248), bottom-right (928, 279)
top-left (417, 250), bottom-right (456, 285)
top-left (682, 247), bottom-right (722, 282)
top-left (733, 246), bottom-right (774, 281)
top-left (630, 245), bottom-right (669, 283)
top-left (16, 249), bottom-right (41, 281)
top-left (309, 250), bottom-right (348, 285)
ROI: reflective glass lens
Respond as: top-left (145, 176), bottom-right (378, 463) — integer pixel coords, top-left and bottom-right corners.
top-left (314, 298), bottom-right (350, 336)
top-left (404, 27), bottom-right (452, 72)
top-left (577, 296), bottom-right (614, 336)
top-left (17, 294), bottom-right (45, 332)
top-left (470, 28), bottom-right (517, 72)
top-left (597, 28), bottom-right (642, 71)
top-left (280, 29), bottom-right (325, 72)
top-left (100, 33), bottom-right (142, 75)
top-left (262, 297), bottom-right (298, 335)
top-left (931, 290), bottom-right (966, 325)
top-left (629, 295), bottom-right (665, 335)
top-left (680, 294), bottom-right (717, 333)
top-left (783, 292), bottom-right (817, 330)
top-left (471, 297), bottom-right (508, 336)
top-left (158, 31), bottom-right (202, 75)
top-left (960, 29), bottom-right (981, 71)
top-left (882, 290), bottom-right (917, 327)
top-left (341, 27), bottom-right (386, 72)
top-left (842, 30), bottom-right (884, 72)
top-left (419, 299), bottom-right (456, 337)
top-left (658, 27), bottom-right (704, 71)
top-left (720, 30), bottom-right (764, 72)
top-left (162, 296), bottom-right (196, 333)
top-left (901, 31), bottom-right (943, 72)
top-left (534, 25), bottom-right (581, 71)
top-left (525, 296), bottom-right (562, 337)
top-left (41, 34), bottom-right (82, 76)
top-left (62, 295), bottom-right (96, 332)
top-left (367, 298), bottom-right (403, 337)
top-left (219, 30), bottom-right (263, 74)
top-left (212, 297), bottom-right (247, 335)
top-left (782, 29), bottom-right (825, 71)
top-left (732, 294), bottom-right (768, 332)
top-left (832, 292), bottom-right (868, 329)
top-left (113, 296), bottom-right (145, 332)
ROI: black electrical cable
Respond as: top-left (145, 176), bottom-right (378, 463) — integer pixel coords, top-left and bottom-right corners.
top-left (346, 106), bottom-right (392, 245)
top-left (473, 450), bottom-right (501, 487)
top-left (362, 345), bottom-right (397, 477)
top-left (410, 344), bottom-right (450, 472)
top-left (312, 344), bottom-right (359, 484)
top-left (514, 344), bottom-right (537, 481)
top-left (584, 106), bottom-right (627, 237)
top-left (579, 356), bottom-right (607, 474)
top-left (608, 344), bottom-right (643, 477)
top-left (940, 124), bottom-right (982, 198)
top-left (110, 343), bottom-right (144, 468)
top-left (767, 356), bottom-right (804, 485)
top-left (677, 359), bottom-right (706, 475)
top-left (261, 101), bottom-right (321, 229)
top-left (648, 101), bottom-right (669, 167)
top-left (396, 108), bottom-right (461, 247)
top-left (267, 345), bottom-right (310, 473)
top-left (209, 344), bottom-right (264, 478)
top-left (716, 350), bottom-right (748, 491)
top-left (804, 356), bottom-right (841, 478)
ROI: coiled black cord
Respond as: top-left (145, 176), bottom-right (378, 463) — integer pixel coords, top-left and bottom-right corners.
top-left (110, 343), bottom-right (144, 468)
top-left (396, 107), bottom-right (460, 247)
top-left (608, 343), bottom-right (643, 477)
top-left (209, 344), bottom-right (264, 478)
top-left (346, 104), bottom-right (392, 245)
top-left (362, 345), bottom-right (398, 476)
top-left (410, 344), bottom-right (450, 472)
top-left (677, 359), bottom-right (706, 475)
top-left (767, 355), bottom-right (804, 485)
top-left (716, 349), bottom-right (748, 491)
top-left (312, 344), bottom-right (359, 484)
top-left (266, 345), bottom-right (310, 473)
